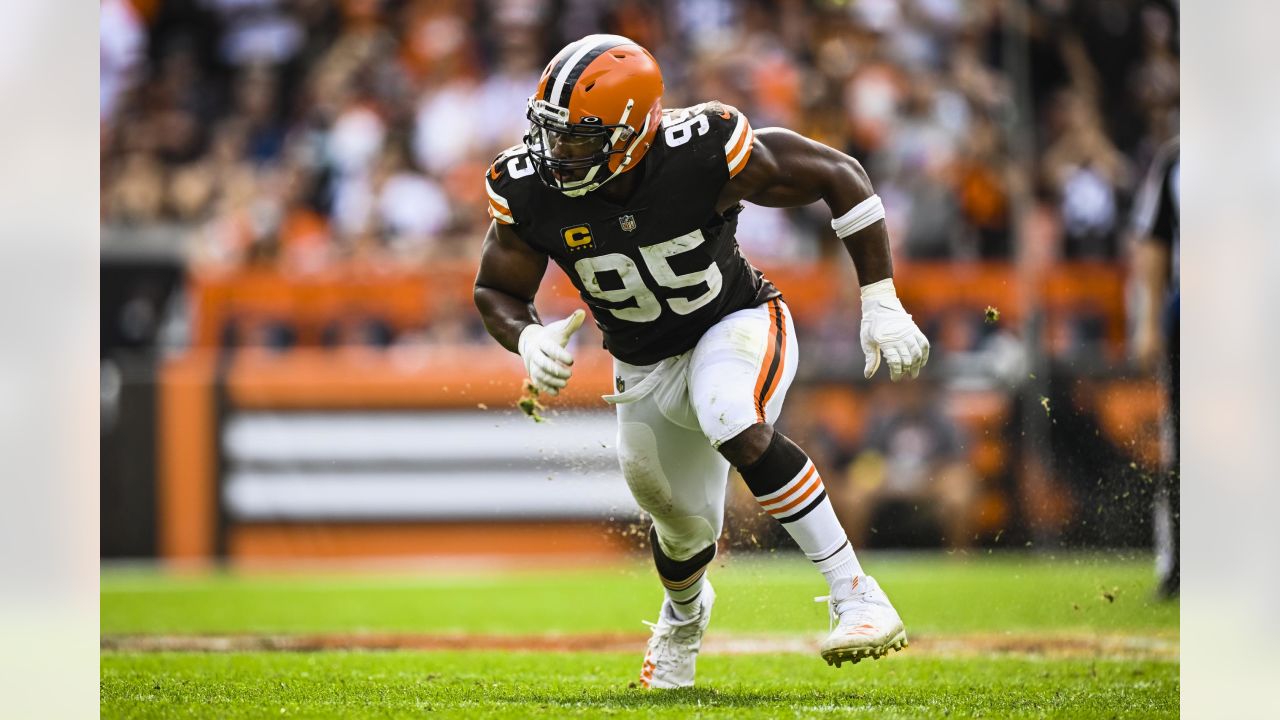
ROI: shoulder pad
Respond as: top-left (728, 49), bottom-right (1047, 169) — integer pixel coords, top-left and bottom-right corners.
top-left (661, 102), bottom-right (754, 178)
top-left (484, 144), bottom-right (539, 226)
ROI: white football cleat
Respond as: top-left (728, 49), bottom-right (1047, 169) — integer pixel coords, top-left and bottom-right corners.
top-left (817, 575), bottom-right (908, 667)
top-left (638, 582), bottom-right (716, 689)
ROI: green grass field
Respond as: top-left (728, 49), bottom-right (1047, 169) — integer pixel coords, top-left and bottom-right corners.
top-left (101, 552), bottom-right (1178, 718)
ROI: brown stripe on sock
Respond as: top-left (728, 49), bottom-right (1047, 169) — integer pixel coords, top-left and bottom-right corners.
top-left (660, 566), bottom-right (707, 592)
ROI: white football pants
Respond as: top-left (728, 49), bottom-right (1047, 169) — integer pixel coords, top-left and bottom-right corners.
top-left (606, 299), bottom-right (799, 561)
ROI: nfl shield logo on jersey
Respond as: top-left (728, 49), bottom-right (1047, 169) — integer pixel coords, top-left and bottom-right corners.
top-left (618, 214), bottom-right (637, 232)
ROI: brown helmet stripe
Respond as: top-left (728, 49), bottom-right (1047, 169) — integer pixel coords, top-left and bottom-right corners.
top-left (540, 42), bottom-right (580, 102)
top-left (547, 35), bottom-right (627, 107)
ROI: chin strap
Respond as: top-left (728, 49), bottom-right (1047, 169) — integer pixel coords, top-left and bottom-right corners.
top-left (561, 99), bottom-right (649, 197)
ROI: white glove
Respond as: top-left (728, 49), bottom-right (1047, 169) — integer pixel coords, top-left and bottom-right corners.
top-left (860, 279), bottom-right (930, 382)
top-left (517, 309), bottom-right (586, 396)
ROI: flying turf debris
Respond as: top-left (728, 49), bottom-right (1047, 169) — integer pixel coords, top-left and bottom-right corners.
top-left (518, 380), bottom-right (546, 422)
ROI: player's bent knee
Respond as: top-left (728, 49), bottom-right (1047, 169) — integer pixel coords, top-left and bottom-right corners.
top-left (717, 422), bottom-right (775, 469)
top-left (617, 422), bottom-right (676, 514)
top-left (619, 422), bottom-right (721, 551)
top-left (650, 516), bottom-right (719, 560)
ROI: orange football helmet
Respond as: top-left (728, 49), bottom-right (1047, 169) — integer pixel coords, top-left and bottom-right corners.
top-left (525, 34), bottom-right (664, 196)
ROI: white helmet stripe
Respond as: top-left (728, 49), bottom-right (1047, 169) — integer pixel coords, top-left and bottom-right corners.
top-left (551, 36), bottom-right (614, 107)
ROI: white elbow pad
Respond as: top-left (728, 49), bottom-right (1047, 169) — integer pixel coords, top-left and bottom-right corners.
top-left (831, 194), bottom-right (885, 238)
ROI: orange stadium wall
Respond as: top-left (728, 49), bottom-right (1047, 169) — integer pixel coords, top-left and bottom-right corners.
top-left (183, 260), bottom-right (1130, 350)
top-left (157, 346), bottom-right (631, 565)
top-left (157, 261), bottom-right (1156, 563)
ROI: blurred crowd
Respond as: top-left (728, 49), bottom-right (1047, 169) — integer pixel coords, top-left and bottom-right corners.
top-left (101, 0), bottom-right (1178, 270)
top-left (101, 0), bottom-right (1177, 551)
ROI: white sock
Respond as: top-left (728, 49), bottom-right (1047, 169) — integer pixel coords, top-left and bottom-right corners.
top-left (747, 457), bottom-right (864, 593)
top-left (738, 433), bottom-right (866, 598)
top-left (666, 588), bottom-right (702, 621)
top-left (811, 540), bottom-right (863, 598)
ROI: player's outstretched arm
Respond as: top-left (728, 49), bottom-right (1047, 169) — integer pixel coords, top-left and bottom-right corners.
top-left (718, 127), bottom-right (930, 381)
top-left (718, 127), bottom-right (891, 284)
top-left (474, 220), bottom-right (585, 395)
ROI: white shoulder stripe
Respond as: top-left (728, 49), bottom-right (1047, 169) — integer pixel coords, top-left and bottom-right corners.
top-left (490, 207), bottom-right (515, 224)
top-left (726, 124), bottom-right (754, 173)
top-left (723, 112), bottom-right (748, 155)
top-left (485, 179), bottom-right (510, 210)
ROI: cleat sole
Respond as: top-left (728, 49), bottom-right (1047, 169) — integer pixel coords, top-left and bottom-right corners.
top-left (821, 630), bottom-right (908, 667)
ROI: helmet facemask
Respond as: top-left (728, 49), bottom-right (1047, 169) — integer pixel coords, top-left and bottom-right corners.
top-left (524, 97), bottom-right (648, 197)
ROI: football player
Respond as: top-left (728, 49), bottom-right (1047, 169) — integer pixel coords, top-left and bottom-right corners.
top-left (474, 35), bottom-right (930, 687)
